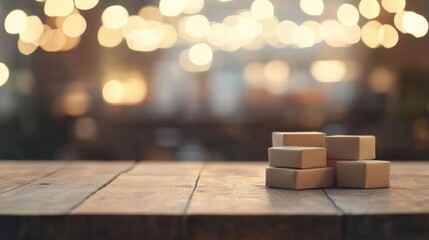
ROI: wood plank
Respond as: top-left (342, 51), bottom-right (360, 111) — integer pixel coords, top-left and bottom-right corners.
top-left (186, 162), bottom-right (342, 240)
top-left (390, 161), bottom-right (429, 175)
top-left (0, 161), bottom-right (65, 193)
top-left (0, 161), bottom-right (133, 215)
top-left (0, 161), bottom-right (134, 240)
top-left (325, 161), bottom-right (429, 240)
top-left (71, 161), bottom-right (203, 239)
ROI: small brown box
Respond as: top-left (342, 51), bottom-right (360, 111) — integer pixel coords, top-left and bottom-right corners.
top-left (268, 147), bottom-right (326, 169)
top-left (272, 132), bottom-right (325, 147)
top-left (325, 135), bottom-right (376, 160)
top-left (336, 160), bottom-right (390, 189)
top-left (266, 167), bottom-right (334, 190)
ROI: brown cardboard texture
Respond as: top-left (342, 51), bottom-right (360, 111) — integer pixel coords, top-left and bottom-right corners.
top-left (272, 132), bottom-right (325, 147)
top-left (268, 147), bottom-right (326, 169)
top-left (326, 135), bottom-right (376, 160)
top-left (336, 160), bottom-right (390, 189)
top-left (266, 167), bottom-right (333, 190)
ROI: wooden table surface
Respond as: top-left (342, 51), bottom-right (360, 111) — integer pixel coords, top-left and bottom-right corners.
top-left (1, 161), bottom-right (428, 240)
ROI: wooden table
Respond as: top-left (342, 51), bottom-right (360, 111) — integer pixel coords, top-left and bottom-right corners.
top-left (0, 161), bottom-right (428, 240)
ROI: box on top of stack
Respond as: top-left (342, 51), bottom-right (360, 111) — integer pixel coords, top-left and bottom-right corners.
top-left (266, 132), bottom-right (391, 190)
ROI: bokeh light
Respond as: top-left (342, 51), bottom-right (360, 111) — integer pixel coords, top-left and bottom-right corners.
top-left (244, 62), bottom-right (265, 89)
top-left (359, 0), bottom-right (380, 20)
top-left (156, 24), bottom-right (178, 49)
top-left (342, 25), bottom-right (361, 45)
top-left (377, 24), bottom-right (399, 48)
top-left (179, 49), bottom-right (211, 72)
top-left (18, 39), bottom-right (38, 55)
top-left (0, 63), bottom-right (10, 87)
top-left (4, 10), bottom-right (28, 34)
top-left (44, 0), bottom-right (74, 17)
top-left (61, 36), bottom-right (81, 51)
top-left (159, 0), bottom-right (185, 17)
top-left (302, 21), bottom-right (322, 43)
top-left (98, 26), bottom-right (123, 48)
top-left (19, 16), bottom-right (44, 44)
top-left (235, 11), bottom-right (263, 38)
top-left (311, 60), bottom-right (347, 83)
top-left (102, 78), bottom-right (147, 105)
top-left (102, 5), bottom-right (129, 29)
top-left (361, 20), bottom-right (382, 48)
top-left (139, 5), bottom-right (163, 22)
top-left (103, 80), bottom-right (124, 104)
top-left (183, 0), bottom-right (204, 15)
top-left (276, 20), bottom-right (298, 45)
top-left (62, 84), bottom-right (91, 116)
top-left (369, 67), bottom-right (397, 93)
top-left (207, 23), bottom-right (233, 47)
top-left (321, 20), bottom-right (347, 47)
top-left (394, 11), bottom-right (405, 33)
top-left (251, 0), bottom-right (274, 20)
top-left (189, 43), bottom-right (213, 66)
top-left (40, 29), bottom-right (67, 52)
top-left (300, 0), bottom-right (324, 16)
top-left (264, 60), bottom-right (289, 95)
top-left (337, 4), bottom-right (360, 27)
top-left (74, 0), bottom-right (99, 11)
top-left (62, 14), bottom-right (87, 38)
top-left (402, 11), bottom-right (429, 38)
top-left (121, 15), bottom-right (146, 38)
top-left (293, 25), bottom-right (316, 48)
top-left (184, 15), bottom-right (210, 39)
top-left (126, 28), bottom-right (160, 52)
top-left (381, 0), bottom-right (405, 13)
top-left (121, 78), bottom-right (148, 105)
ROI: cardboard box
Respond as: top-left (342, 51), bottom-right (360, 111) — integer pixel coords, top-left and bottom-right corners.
top-left (272, 132), bottom-right (326, 147)
top-left (268, 146), bottom-right (326, 169)
top-left (336, 160), bottom-right (390, 188)
top-left (325, 135), bottom-right (376, 160)
top-left (266, 167), bottom-right (333, 190)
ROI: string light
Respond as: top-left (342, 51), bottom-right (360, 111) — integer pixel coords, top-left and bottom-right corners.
top-left (3, 0), bottom-right (428, 74)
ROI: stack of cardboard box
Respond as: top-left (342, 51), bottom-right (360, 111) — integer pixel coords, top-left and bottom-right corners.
top-left (326, 135), bottom-right (390, 188)
top-left (266, 132), bottom-right (333, 190)
top-left (266, 132), bottom-right (390, 189)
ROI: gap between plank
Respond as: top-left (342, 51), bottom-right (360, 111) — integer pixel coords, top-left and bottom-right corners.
top-left (0, 161), bottom-right (68, 195)
top-left (322, 189), bottom-right (346, 240)
top-left (322, 189), bottom-right (345, 214)
top-left (69, 161), bottom-right (138, 213)
top-left (181, 161), bottom-right (204, 240)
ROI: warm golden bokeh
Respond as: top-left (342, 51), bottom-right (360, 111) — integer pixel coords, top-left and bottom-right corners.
top-left (102, 5), bottom-right (129, 29)
top-left (300, 0), bottom-right (324, 16)
top-left (4, 10), bottom-right (28, 34)
top-left (0, 63), bottom-right (9, 87)
top-left (311, 60), bottom-right (347, 83)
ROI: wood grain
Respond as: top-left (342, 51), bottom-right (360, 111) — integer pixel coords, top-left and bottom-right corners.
top-left (0, 161), bottom-right (65, 193)
top-left (186, 162), bottom-right (341, 240)
top-left (71, 161), bottom-right (203, 239)
top-left (325, 161), bottom-right (429, 240)
top-left (1, 161), bottom-right (429, 240)
top-left (0, 161), bottom-right (133, 215)
top-left (74, 161), bottom-right (202, 214)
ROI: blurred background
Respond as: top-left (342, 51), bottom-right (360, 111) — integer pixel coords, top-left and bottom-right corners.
top-left (0, 0), bottom-right (428, 161)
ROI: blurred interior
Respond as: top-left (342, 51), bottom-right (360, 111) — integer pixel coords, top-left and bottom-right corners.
top-left (1, 0), bottom-right (429, 161)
